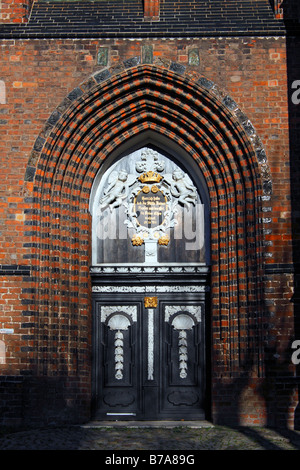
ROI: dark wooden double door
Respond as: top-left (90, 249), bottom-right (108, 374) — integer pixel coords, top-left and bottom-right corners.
top-left (92, 292), bottom-right (207, 420)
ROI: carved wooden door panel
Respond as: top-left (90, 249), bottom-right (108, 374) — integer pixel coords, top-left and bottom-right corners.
top-left (93, 302), bottom-right (142, 419)
top-left (92, 295), bottom-right (206, 420)
top-left (159, 303), bottom-right (206, 419)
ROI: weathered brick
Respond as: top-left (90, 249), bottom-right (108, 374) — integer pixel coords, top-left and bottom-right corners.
top-left (0, 0), bottom-right (298, 429)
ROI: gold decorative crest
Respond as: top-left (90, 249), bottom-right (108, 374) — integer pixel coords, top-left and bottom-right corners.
top-left (131, 235), bottom-right (144, 246)
top-left (158, 234), bottom-right (170, 246)
top-left (138, 171), bottom-right (163, 184)
top-left (144, 296), bottom-right (158, 308)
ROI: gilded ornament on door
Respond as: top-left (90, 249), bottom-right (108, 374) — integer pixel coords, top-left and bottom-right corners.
top-left (144, 296), bottom-right (158, 308)
top-left (138, 171), bottom-right (163, 184)
top-left (158, 234), bottom-right (170, 246)
top-left (131, 234), bottom-right (144, 246)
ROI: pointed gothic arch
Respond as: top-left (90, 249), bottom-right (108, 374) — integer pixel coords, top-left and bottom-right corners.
top-left (23, 60), bottom-right (271, 420)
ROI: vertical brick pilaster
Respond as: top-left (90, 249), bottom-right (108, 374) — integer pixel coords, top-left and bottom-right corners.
top-left (144, 0), bottom-right (160, 21)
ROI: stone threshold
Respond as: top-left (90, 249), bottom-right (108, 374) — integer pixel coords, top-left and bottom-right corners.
top-left (80, 420), bottom-right (214, 429)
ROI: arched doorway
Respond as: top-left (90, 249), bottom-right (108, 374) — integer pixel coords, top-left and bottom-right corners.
top-left (24, 61), bottom-right (269, 424)
top-left (90, 142), bottom-right (210, 420)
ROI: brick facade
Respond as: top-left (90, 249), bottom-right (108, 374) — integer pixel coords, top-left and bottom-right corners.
top-left (0, 0), bottom-right (31, 23)
top-left (144, 0), bottom-right (160, 20)
top-left (0, 0), bottom-right (299, 429)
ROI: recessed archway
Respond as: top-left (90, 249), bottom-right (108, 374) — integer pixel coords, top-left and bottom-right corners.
top-left (24, 61), bottom-right (270, 422)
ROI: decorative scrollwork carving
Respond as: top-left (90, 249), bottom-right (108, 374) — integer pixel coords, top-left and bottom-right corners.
top-left (171, 314), bottom-right (195, 379)
top-left (101, 306), bottom-right (137, 381)
top-left (107, 314), bottom-right (131, 380)
top-left (96, 147), bottom-right (199, 258)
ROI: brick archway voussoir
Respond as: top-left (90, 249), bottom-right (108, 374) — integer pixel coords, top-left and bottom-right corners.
top-left (24, 59), bottom-right (269, 378)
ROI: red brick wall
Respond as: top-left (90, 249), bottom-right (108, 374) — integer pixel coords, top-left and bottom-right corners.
top-left (0, 37), bottom-right (297, 427)
top-left (144, 0), bottom-right (160, 20)
top-left (0, 0), bottom-right (32, 23)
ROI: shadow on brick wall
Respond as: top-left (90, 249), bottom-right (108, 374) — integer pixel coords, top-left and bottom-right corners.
top-left (212, 1), bottom-right (300, 432)
top-left (283, 0), bottom-right (300, 429)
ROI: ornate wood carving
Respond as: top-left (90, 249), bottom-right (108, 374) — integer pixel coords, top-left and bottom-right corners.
top-left (93, 147), bottom-right (202, 264)
top-left (165, 306), bottom-right (201, 380)
top-left (101, 306), bottom-right (137, 380)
